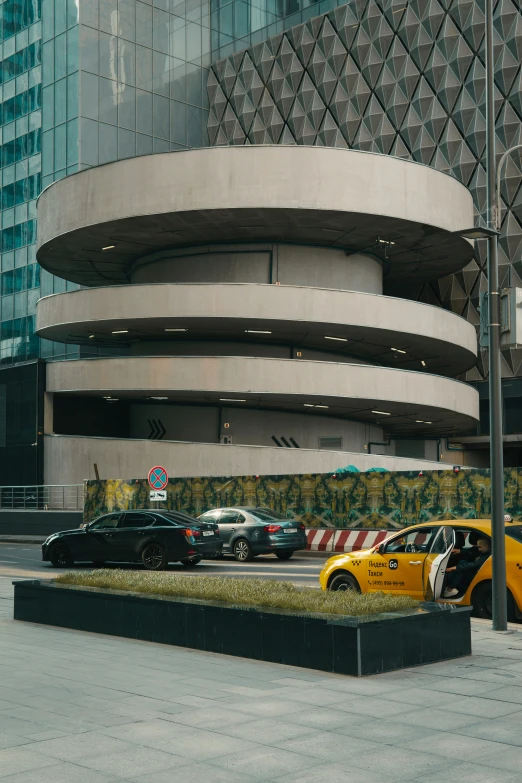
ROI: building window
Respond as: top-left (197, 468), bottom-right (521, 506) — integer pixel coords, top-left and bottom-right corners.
top-left (319, 436), bottom-right (342, 450)
top-left (395, 440), bottom-right (426, 460)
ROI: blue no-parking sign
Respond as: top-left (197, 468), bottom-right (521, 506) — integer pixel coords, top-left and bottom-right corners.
top-left (148, 465), bottom-right (168, 490)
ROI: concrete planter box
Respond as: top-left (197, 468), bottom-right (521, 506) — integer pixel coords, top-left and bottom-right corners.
top-left (13, 580), bottom-right (471, 676)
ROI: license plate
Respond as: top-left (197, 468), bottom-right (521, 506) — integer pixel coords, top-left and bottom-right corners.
top-left (202, 530), bottom-right (214, 536)
top-left (284, 528), bottom-right (297, 534)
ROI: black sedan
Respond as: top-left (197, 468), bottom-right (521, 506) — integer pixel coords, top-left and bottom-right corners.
top-left (42, 510), bottom-right (222, 570)
top-left (197, 507), bottom-right (307, 561)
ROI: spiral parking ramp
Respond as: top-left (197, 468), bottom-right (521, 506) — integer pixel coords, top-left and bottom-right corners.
top-left (36, 146), bottom-right (479, 482)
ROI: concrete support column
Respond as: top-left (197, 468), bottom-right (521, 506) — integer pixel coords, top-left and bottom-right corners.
top-left (130, 244), bottom-right (383, 294)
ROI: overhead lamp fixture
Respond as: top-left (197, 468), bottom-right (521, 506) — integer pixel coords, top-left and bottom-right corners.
top-left (304, 403), bottom-right (329, 409)
top-left (106, 398), bottom-right (119, 402)
top-left (372, 410), bottom-right (391, 416)
top-left (103, 396), bottom-right (112, 399)
top-left (391, 347), bottom-right (406, 354)
top-left (88, 334), bottom-right (95, 339)
top-left (325, 336), bottom-right (348, 342)
top-left (377, 238), bottom-right (395, 245)
top-left (245, 329), bottom-right (272, 334)
top-left (165, 328), bottom-right (187, 332)
top-left (219, 398), bottom-right (246, 403)
top-left (112, 329), bottom-right (128, 334)
top-left (421, 360), bottom-right (426, 367)
top-left (150, 396), bottom-right (168, 400)
top-left (416, 420), bottom-right (432, 424)
top-left (455, 226), bottom-right (499, 240)
top-left (102, 245), bottom-right (115, 250)
top-left (315, 404), bottom-right (329, 409)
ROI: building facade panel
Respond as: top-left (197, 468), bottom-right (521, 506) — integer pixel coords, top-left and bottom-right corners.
top-left (208, 0), bottom-right (522, 383)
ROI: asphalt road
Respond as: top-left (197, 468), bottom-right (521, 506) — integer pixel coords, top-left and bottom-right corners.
top-left (0, 543), bottom-right (328, 588)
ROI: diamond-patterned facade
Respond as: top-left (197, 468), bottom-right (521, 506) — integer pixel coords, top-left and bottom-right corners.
top-left (209, 0), bottom-right (522, 382)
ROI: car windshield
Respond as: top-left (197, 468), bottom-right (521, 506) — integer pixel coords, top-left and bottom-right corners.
top-left (159, 511), bottom-right (198, 525)
top-left (506, 525), bottom-right (522, 544)
top-left (247, 508), bottom-right (290, 521)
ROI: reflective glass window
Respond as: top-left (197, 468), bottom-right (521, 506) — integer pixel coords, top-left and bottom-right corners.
top-left (54, 31), bottom-right (66, 80)
top-left (152, 8), bottom-right (169, 54)
top-left (66, 117), bottom-right (78, 165)
top-left (80, 0), bottom-right (98, 29)
top-left (118, 126), bottom-right (135, 158)
top-left (170, 99), bottom-right (186, 144)
top-left (118, 83), bottom-right (135, 129)
top-left (54, 0), bottom-right (67, 36)
top-left (136, 88), bottom-right (152, 134)
top-left (99, 76), bottom-right (117, 125)
top-left (80, 24), bottom-right (98, 74)
top-left (99, 120), bottom-right (117, 163)
top-left (136, 1), bottom-right (152, 48)
top-left (119, 0), bottom-right (135, 42)
top-left (66, 25), bottom-right (79, 73)
top-left (54, 76), bottom-right (66, 124)
top-left (136, 131), bottom-right (152, 155)
top-left (81, 71), bottom-right (98, 119)
top-left (118, 38), bottom-right (135, 84)
top-left (54, 121), bottom-right (66, 170)
top-left (66, 71), bottom-right (78, 119)
top-left (152, 93), bottom-right (168, 138)
top-left (80, 116), bottom-right (98, 164)
top-left (135, 44), bottom-right (152, 91)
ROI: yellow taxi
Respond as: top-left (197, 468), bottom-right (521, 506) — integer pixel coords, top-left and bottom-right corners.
top-left (319, 519), bottom-right (522, 621)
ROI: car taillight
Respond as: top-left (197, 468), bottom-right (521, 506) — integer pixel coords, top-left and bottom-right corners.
top-left (185, 528), bottom-right (201, 538)
top-left (264, 524), bottom-right (282, 533)
top-left (298, 523), bottom-right (305, 530)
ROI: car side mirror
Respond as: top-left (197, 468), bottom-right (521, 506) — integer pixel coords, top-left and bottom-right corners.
top-left (378, 543), bottom-right (385, 554)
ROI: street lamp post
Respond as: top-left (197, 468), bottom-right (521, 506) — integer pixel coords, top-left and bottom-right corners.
top-left (485, 0), bottom-right (507, 631)
top-left (496, 144), bottom-right (522, 230)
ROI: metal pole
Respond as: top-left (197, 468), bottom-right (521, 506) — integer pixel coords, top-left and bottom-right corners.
top-left (486, 0), bottom-right (507, 631)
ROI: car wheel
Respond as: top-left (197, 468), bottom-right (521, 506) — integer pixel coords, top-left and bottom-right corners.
top-left (92, 561), bottom-right (105, 568)
top-left (49, 544), bottom-right (74, 568)
top-left (275, 551), bottom-right (294, 560)
top-left (328, 572), bottom-right (361, 592)
top-left (472, 581), bottom-right (516, 622)
top-left (233, 538), bottom-right (253, 562)
top-left (141, 543), bottom-right (167, 571)
top-left (180, 556), bottom-right (202, 567)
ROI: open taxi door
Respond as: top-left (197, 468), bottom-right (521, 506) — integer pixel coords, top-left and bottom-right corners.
top-left (423, 525), bottom-right (455, 602)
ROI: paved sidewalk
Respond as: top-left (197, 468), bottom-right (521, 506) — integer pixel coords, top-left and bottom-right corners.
top-left (1, 582), bottom-right (522, 782)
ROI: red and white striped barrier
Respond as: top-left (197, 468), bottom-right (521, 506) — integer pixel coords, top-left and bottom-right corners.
top-left (307, 529), bottom-right (336, 552)
top-left (306, 529), bottom-right (390, 553)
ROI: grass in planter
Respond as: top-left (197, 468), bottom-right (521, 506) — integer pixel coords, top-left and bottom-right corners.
top-left (54, 571), bottom-right (418, 617)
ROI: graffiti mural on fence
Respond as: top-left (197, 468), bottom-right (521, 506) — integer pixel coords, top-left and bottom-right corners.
top-left (83, 468), bottom-right (522, 528)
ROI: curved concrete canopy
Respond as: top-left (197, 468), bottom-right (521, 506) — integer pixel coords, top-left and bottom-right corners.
top-left (36, 283), bottom-right (478, 376)
top-left (45, 434), bottom-right (448, 484)
top-left (46, 355), bottom-right (479, 436)
top-left (36, 146), bottom-right (475, 286)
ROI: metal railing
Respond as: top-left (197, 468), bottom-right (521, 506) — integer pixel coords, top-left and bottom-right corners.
top-left (0, 485), bottom-right (84, 511)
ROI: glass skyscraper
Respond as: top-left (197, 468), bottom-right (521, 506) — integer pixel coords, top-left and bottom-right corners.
top-left (0, 0), bottom-right (41, 367)
top-left (0, 0), bottom-right (212, 367)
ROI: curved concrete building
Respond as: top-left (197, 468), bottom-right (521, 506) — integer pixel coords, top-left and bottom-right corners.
top-left (36, 146), bottom-right (480, 482)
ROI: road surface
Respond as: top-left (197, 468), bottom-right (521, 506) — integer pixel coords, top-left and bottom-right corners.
top-left (0, 543), bottom-right (328, 588)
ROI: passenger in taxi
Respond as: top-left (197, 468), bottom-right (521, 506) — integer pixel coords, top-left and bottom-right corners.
top-left (443, 537), bottom-right (491, 598)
